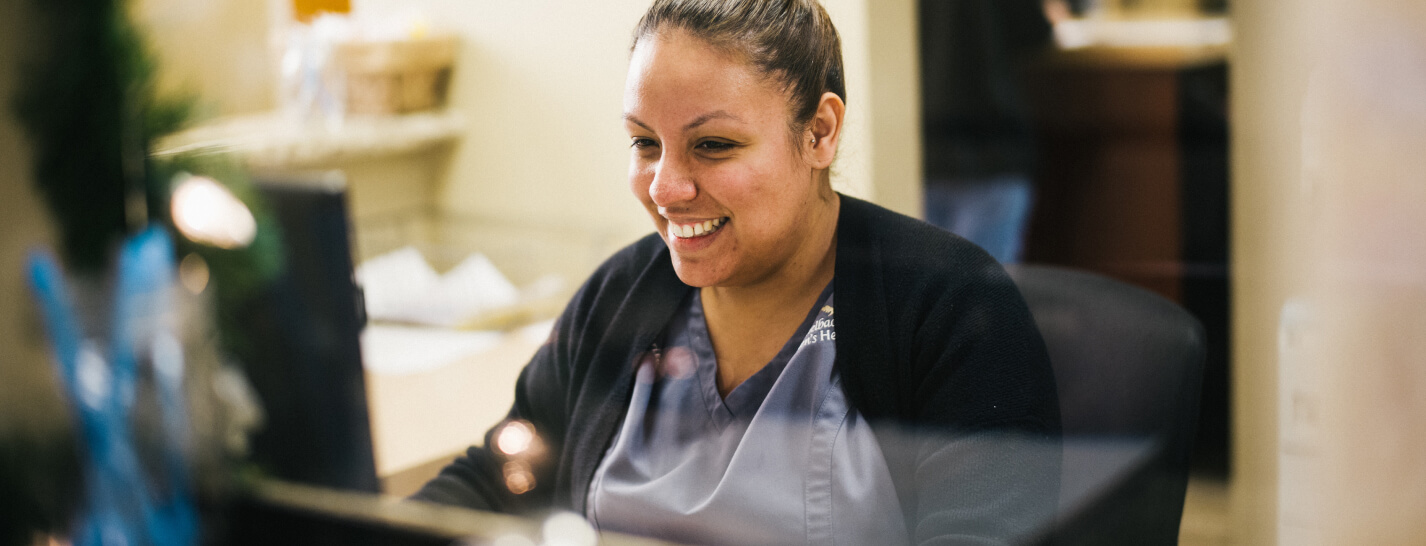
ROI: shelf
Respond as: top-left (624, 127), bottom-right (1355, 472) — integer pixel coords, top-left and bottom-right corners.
top-left (156, 111), bottom-right (464, 168)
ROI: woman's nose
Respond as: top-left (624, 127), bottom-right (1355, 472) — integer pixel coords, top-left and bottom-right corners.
top-left (648, 152), bottom-right (697, 206)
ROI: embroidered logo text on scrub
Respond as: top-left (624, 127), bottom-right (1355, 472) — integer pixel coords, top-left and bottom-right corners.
top-left (800, 310), bottom-right (836, 348)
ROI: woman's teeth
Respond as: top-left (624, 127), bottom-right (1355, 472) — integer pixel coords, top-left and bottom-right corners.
top-left (669, 217), bottom-right (725, 239)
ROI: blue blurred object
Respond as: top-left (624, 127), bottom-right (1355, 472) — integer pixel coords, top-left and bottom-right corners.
top-left (27, 225), bottom-right (197, 546)
top-left (924, 175), bottom-right (1034, 264)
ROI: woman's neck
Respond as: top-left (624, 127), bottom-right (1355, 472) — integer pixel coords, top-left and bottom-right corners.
top-left (698, 192), bottom-right (839, 396)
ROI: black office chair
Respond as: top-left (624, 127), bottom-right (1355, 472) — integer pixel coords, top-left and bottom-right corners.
top-left (1007, 265), bottom-right (1205, 546)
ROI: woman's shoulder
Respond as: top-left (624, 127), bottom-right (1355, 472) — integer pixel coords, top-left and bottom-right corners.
top-left (837, 194), bottom-right (1013, 294)
top-left (555, 232), bottom-right (683, 334)
top-left (576, 232), bottom-right (674, 294)
top-left (832, 194), bottom-right (1052, 430)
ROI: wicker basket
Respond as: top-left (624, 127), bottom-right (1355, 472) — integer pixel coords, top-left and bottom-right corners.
top-left (337, 36), bottom-right (458, 115)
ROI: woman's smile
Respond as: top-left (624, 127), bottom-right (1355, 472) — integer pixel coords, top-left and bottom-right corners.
top-left (666, 217), bottom-right (727, 240)
top-left (664, 216), bottom-right (730, 254)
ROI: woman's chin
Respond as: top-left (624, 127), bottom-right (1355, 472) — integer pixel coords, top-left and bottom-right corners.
top-left (668, 257), bottom-right (730, 288)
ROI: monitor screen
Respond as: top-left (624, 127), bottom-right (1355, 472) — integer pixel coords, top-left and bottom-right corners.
top-left (234, 173), bottom-right (378, 492)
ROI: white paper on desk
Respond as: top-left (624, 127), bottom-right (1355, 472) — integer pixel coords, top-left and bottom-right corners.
top-left (356, 246), bottom-right (520, 327)
top-left (422, 253), bottom-right (520, 326)
top-left (361, 324), bottom-right (502, 376)
top-left (355, 246), bottom-right (441, 321)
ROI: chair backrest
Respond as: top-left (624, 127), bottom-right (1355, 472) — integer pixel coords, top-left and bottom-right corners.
top-left (1007, 265), bottom-right (1205, 546)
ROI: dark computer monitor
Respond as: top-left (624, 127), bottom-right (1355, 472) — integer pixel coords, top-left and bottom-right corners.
top-left (233, 173), bottom-right (378, 492)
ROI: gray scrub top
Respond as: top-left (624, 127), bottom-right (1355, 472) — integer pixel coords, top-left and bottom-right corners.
top-left (586, 285), bottom-right (909, 545)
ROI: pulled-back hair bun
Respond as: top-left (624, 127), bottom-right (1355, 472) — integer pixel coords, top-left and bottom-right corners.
top-left (633, 0), bottom-right (846, 130)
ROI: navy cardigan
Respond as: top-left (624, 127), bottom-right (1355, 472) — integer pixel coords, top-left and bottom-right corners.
top-left (415, 195), bottom-right (1060, 545)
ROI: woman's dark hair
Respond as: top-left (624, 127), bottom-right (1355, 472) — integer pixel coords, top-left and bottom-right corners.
top-left (632, 0), bottom-right (846, 131)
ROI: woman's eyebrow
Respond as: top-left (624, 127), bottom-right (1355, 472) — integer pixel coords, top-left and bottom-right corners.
top-left (623, 111), bottom-right (744, 133)
top-left (624, 114), bottom-right (654, 132)
top-left (683, 110), bottom-right (741, 131)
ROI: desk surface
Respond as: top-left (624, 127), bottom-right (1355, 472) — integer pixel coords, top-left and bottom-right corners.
top-left (239, 479), bottom-right (677, 546)
top-left (364, 325), bottom-right (545, 491)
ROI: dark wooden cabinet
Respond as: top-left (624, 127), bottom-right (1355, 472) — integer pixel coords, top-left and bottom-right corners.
top-left (1023, 47), bottom-right (1231, 473)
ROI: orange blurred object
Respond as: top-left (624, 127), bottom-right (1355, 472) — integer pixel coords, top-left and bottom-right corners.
top-left (292, 0), bottom-right (350, 24)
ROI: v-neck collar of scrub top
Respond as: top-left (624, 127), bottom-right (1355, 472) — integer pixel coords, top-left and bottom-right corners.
top-left (686, 283), bottom-right (833, 431)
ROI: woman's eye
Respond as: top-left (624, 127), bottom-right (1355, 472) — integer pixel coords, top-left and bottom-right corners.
top-left (631, 138), bottom-right (658, 150)
top-left (696, 140), bottom-right (735, 152)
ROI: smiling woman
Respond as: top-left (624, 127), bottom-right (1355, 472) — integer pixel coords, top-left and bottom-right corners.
top-left (415, 1), bottom-right (1061, 544)
top-left (624, 23), bottom-right (846, 395)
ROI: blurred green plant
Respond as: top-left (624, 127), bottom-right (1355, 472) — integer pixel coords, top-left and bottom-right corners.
top-left (12, 0), bottom-right (283, 337)
top-left (13, 0), bottom-right (187, 272)
top-left (8, 1), bottom-right (285, 542)
top-left (149, 152), bottom-right (286, 353)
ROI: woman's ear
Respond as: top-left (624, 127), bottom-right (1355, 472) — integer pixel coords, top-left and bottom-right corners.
top-left (805, 92), bottom-right (845, 169)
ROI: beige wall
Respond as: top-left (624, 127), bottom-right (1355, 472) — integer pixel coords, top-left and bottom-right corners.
top-left (364, 0), bottom-right (660, 278)
top-left (133, 0), bottom-right (276, 117)
top-left (1233, 1), bottom-right (1426, 544)
top-left (830, 0), bottom-right (923, 218)
top-left (1230, 1), bottom-right (1308, 542)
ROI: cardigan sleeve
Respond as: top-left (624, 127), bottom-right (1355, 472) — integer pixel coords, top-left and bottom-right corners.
top-left (904, 262), bottom-right (1061, 545)
top-left (408, 304), bottom-right (575, 513)
top-left (409, 248), bottom-right (616, 513)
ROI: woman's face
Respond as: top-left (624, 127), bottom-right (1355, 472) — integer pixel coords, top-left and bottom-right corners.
top-left (625, 30), bottom-right (834, 288)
